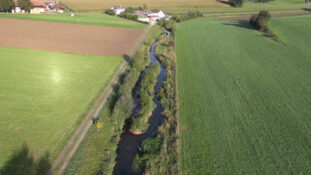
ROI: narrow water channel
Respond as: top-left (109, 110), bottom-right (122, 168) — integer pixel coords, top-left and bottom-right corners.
top-left (113, 31), bottom-right (170, 175)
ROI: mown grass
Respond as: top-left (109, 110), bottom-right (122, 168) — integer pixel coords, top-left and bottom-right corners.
top-left (64, 26), bottom-right (165, 174)
top-left (0, 13), bottom-right (146, 28)
top-left (176, 16), bottom-right (311, 174)
top-left (0, 46), bottom-right (123, 167)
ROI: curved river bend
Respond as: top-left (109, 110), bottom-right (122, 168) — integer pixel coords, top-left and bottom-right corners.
top-left (113, 31), bottom-right (170, 175)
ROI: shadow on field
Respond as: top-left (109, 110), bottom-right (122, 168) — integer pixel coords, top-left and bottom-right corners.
top-left (302, 8), bottom-right (311, 12)
top-left (0, 144), bottom-right (51, 175)
top-left (216, 0), bottom-right (232, 5)
top-left (223, 20), bottom-right (253, 30)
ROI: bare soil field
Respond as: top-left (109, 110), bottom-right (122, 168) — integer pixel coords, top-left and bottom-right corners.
top-left (0, 18), bottom-right (144, 56)
top-left (217, 12), bottom-right (311, 20)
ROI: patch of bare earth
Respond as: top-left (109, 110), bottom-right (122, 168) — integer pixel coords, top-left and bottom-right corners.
top-left (0, 18), bottom-right (144, 56)
top-left (217, 12), bottom-right (311, 21)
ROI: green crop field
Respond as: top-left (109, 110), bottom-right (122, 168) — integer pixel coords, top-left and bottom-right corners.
top-left (0, 46), bottom-right (123, 166)
top-left (0, 13), bottom-right (146, 28)
top-left (176, 16), bottom-right (311, 174)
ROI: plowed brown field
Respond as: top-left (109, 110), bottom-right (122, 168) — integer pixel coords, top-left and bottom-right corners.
top-left (0, 18), bottom-right (144, 56)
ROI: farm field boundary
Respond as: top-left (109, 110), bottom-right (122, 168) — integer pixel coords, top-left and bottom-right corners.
top-left (0, 18), bottom-right (144, 56)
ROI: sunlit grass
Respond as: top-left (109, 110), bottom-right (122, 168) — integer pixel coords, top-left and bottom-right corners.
top-left (176, 16), bottom-right (311, 174)
top-left (0, 46), bottom-right (123, 166)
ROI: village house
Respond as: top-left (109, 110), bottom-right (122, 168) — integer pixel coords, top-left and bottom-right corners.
top-left (110, 5), bottom-right (125, 15)
top-left (49, 3), bottom-right (64, 13)
top-left (13, 0), bottom-right (47, 13)
top-left (133, 10), bottom-right (150, 23)
top-left (135, 9), bottom-right (170, 25)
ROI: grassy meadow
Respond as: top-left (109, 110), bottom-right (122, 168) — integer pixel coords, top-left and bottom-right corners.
top-left (0, 13), bottom-right (146, 28)
top-left (165, 0), bottom-right (310, 16)
top-left (0, 46), bottom-right (123, 167)
top-left (58, 0), bottom-right (311, 17)
top-left (176, 16), bottom-right (311, 174)
top-left (59, 0), bottom-right (227, 11)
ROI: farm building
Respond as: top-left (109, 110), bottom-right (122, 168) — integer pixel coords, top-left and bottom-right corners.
top-left (110, 5), bottom-right (125, 15)
top-left (133, 9), bottom-right (170, 25)
top-left (13, 0), bottom-right (47, 13)
top-left (133, 10), bottom-right (150, 23)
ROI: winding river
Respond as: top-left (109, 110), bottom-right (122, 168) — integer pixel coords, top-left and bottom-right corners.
top-left (113, 30), bottom-right (170, 175)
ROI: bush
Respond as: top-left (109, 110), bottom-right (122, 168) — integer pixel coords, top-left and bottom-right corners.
top-left (125, 6), bottom-right (143, 13)
top-left (104, 9), bottom-right (115, 15)
top-left (255, 0), bottom-right (274, 3)
top-left (250, 10), bottom-right (271, 31)
top-left (131, 63), bottom-right (161, 132)
top-left (119, 12), bottom-right (138, 21)
top-left (172, 10), bottom-right (203, 23)
top-left (229, 0), bottom-right (243, 7)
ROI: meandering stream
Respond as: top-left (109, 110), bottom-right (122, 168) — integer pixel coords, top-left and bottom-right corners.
top-left (113, 30), bottom-right (170, 175)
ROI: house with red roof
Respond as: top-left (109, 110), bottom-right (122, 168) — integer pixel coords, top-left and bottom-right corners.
top-left (13, 0), bottom-right (47, 13)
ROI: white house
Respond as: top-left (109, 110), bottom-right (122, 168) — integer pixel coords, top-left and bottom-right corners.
top-left (148, 9), bottom-right (166, 19)
top-left (110, 5), bottom-right (125, 15)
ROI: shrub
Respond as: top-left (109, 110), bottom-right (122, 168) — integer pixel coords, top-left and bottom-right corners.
top-left (250, 10), bottom-right (271, 31)
top-left (172, 10), bottom-right (203, 23)
top-left (119, 12), bottom-right (138, 21)
top-left (131, 63), bottom-right (161, 132)
top-left (229, 0), bottom-right (243, 7)
top-left (255, 0), bottom-right (274, 3)
top-left (104, 9), bottom-right (115, 15)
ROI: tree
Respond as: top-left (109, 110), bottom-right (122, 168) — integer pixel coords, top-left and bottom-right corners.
top-left (229, 0), bottom-right (243, 7)
top-left (0, 0), bottom-right (14, 12)
top-left (143, 4), bottom-right (147, 10)
top-left (104, 9), bottom-right (115, 15)
top-left (249, 10), bottom-right (271, 31)
top-left (18, 0), bottom-right (33, 12)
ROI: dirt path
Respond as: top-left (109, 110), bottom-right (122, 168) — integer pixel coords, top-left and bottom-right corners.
top-left (217, 12), bottom-right (311, 21)
top-left (48, 25), bottom-right (152, 175)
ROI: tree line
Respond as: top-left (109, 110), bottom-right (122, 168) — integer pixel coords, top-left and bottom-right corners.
top-left (0, 0), bottom-right (33, 12)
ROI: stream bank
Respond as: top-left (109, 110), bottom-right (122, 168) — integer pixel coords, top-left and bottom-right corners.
top-left (113, 30), bottom-right (170, 175)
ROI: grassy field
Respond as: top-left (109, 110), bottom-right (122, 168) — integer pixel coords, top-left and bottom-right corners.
top-left (58, 0), bottom-right (311, 16)
top-left (0, 46), bottom-right (123, 167)
top-left (164, 1), bottom-right (311, 16)
top-left (176, 16), bottom-right (311, 174)
top-left (59, 0), bottom-right (227, 11)
top-left (0, 13), bottom-right (146, 28)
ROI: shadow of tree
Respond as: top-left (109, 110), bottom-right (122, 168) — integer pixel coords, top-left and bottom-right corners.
top-left (302, 8), bottom-right (311, 12)
top-left (216, 0), bottom-right (233, 6)
top-left (0, 144), bottom-right (51, 175)
top-left (223, 20), bottom-right (253, 30)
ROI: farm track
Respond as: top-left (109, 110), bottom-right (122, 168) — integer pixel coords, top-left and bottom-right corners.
top-left (0, 18), bottom-right (143, 56)
top-left (48, 25), bottom-right (151, 175)
top-left (217, 12), bottom-right (311, 20)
